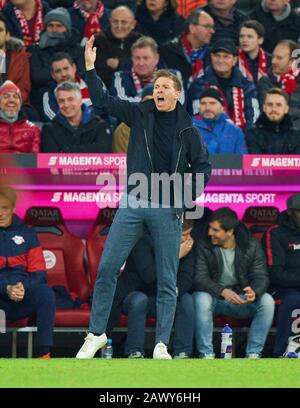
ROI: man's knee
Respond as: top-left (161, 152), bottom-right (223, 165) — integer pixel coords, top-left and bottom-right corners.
top-left (193, 291), bottom-right (213, 312)
top-left (259, 293), bottom-right (275, 314)
top-left (126, 291), bottom-right (148, 312)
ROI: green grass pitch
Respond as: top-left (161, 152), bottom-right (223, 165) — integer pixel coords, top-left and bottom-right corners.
top-left (0, 359), bottom-right (299, 388)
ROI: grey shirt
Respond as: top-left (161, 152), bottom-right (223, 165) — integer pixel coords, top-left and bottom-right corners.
top-left (218, 247), bottom-right (238, 288)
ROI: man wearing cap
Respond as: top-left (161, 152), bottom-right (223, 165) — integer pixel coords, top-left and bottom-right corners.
top-left (193, 87), bottom-right (248, 154)
top-left (29, 7), bottom-right (84, 111)
top-left (0, 80), bottom-right (41, 153)
top-left (188, 38), bottom-right (259, 129)
top-left (264, 192), bottom-right (300, 357)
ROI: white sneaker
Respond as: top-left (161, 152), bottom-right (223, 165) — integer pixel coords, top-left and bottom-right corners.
top-left (153, 342), bottom-right (172, 359)
top-left (246, 353), bottom-right (260, 359)
top-left (76, 333), bottom-right (107, 359)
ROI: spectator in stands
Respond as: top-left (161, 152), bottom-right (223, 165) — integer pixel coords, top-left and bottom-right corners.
top-left (0, 80), bottom-right (40, 153)
top-left (193, 88), bottom-right (248, 154)
top-left (135, 0), bottom-right (185, 46)
top-left (111, 35), bottom-right (185, 104)
top-left (113, 83), bottom-right (154, 153)
top-left (0, 12), bottom-right (31, 105)
top-left (42, 52), bottom-right (92, 121)
top-left (29, 7), bottom-right (85, 111)
top-left (41, 81), bottom-right (112, 153)
top-left (177, 0), bottom-right (207, 18)
top-left (246, 88), bottom-right (300, 154)
top-left (203, 0), bottom-right (248, 45)
top-left (159, 8), bottom-right (214, 88)
top-left (238, 20), bottom-right (271, 87)
top-left (76, 37), bottom-right (211, 360)
top-left (106, 219), bottom-right (195, 359)
top-left (68, 0), bottom-right (109, 46)
top-left (193, 207), bottom-right (275, 358)
top-left (258, 40), bottom-right (300, 129)
top-left (264, 192), bottom-right (300, 357)
top-left (93, 6), bottom-right (140, 89)
top-left (0, 186), bottom-right (55, 358)
top-left (188, 38), bottom-right (259, 129)
top-left (249, 0), bottom-right (300, 53)
top-left (3, 0), bottom-right (50, 46)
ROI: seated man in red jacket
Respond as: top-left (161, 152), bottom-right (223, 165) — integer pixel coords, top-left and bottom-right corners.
top-left (0, 81), bottom-right (41, 153)
top-left (0, 187), bottom-right (55, 358)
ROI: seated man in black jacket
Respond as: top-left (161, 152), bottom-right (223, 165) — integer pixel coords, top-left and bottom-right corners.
top-left (193, 207), bottom-right (274, 358)
top-left (245, 88), bottom-right (300, 154)
top-left (106, 219), bottom-right (196, 358)
top-left (41, 81), bottom-right (112, 153)
top-left (263, 193), bottom-right (300, 357)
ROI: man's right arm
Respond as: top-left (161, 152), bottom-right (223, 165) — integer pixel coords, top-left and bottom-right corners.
top-left (85, 36), bottom-right (137, 126)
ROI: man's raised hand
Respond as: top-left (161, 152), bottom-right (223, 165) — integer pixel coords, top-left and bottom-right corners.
top-left (85, 35), bottom-right (97, 71)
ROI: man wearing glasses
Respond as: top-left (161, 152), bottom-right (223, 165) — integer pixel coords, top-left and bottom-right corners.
top-left (159, 8), bottom-right (215, 88)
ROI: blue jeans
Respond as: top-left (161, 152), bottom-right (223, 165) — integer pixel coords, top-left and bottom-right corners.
top-left (193, 291), bottom-right (275, 356)
top-left (89, 195), bottom-right (182, 344)
top-left (122, 291), bottom-right (194, 356)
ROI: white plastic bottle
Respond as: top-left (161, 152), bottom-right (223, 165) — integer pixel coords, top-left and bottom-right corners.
top-left (102, 338), bottom-right (113, 359)
top-left (220, 324), bottom-right (232, 358)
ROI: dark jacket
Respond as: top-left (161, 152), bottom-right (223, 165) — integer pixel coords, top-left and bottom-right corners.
top-left (188, 65), bottom-right (259, 128)
top-left (249, 5), bottom-right (300, 53)
top-left (245, 113), bottom-right (300, 154)
top-left (41, 105), bottom-right (112, 153)
top-left (194, 222), bottom-right (269, 298)
top-left (258, 70), bottom-right (300, 129)
top-left (3, 0), bottom-right (50, 42)
top-left (94, 28), bottom-right (141, 89)
top-left (86, 69), bottom-right (211, 212)
top-left (68, 6), bottom-right (109, 40)
top-left (135, 4), bottom-right (185, 46)
top-left (263, 211), bottom-right (300, 289)
top-left (159, 35), bottom-right (211, 89)
top-left (203, 4), bottom-right (248, 45)
top-left (107, 231), bottom-right (196, 331)
top-left (0, 215), bottom-right (46, 295)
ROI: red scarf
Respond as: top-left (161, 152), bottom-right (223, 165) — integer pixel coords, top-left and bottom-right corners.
top-left (132, 68), bottom-right (155, 97)
top-left (74, 0), bottom-right (104, 41)
top-left (238, 48), bottom-right (267, 82)
top-left (279, 69), bottom-right (299, 94)
top-left (14, 0), bottom-right (44, 46)
top-left (181, 32), bottom-right (204, 80)
top-left (207, 85), bottom-right (246, 128)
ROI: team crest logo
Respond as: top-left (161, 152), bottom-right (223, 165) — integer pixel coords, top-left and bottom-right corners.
top-left (11, 235), bottom-right (25, 245)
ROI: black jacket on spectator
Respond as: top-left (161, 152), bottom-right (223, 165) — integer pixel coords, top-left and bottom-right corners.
top-left (258, 70), bottom-right (300, 129)
top-left (94, 28), bottom-right (141, 89)
top-left (263, 211), bottom-right (300, 289)
top-left (245, 113), bottom-right (300, 154)
top-left (203, 4), bottom-right (248, 45)
top-left (68, 6), bottom-right (109, 40)
top-left (41, 105), bottom-right (112, 153)
top-left (29, 29), bottom-right (85, 111)
top-left (249, 5), bottom-right (300, 53)
top-left (135, 3), bottom-right (185, 46)
top-left (159, 35), bottom-right (211, 88)
top-left (194, 222), bottom-right (269, 298)
top-left (3, 0), bottom-right (50, 42)
top-left (107, 231), bottom-right (196, 332)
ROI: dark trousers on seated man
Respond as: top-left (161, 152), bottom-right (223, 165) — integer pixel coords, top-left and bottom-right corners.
top-left (0, 284), bottom-right (56, 356)
top-left (122, 291), bottom-right (194, 358)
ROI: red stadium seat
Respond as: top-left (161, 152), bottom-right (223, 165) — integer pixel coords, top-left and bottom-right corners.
top-left (24, 206), bottom-right (91, 327)
top-left (86, 207), bottom-right (117, 288)
top-left (242, 206), bottom-right (280, 241)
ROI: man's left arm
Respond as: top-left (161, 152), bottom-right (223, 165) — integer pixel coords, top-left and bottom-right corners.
top-left (244, 81), bottom-right (260, 129)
